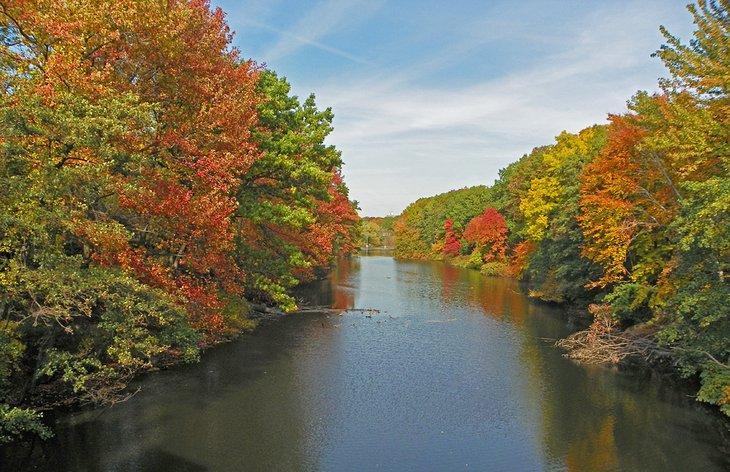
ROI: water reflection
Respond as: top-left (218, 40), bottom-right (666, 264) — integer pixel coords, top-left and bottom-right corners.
top-left (335, 256), bottom-right (727, 471)
top-left (3, 255), bottom-right (728, 471)
top-left (299, 255), bottom-right (358, 309)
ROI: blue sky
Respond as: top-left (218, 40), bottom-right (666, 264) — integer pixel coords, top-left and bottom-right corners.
top-left (212, 0), bottom-right (695, 216)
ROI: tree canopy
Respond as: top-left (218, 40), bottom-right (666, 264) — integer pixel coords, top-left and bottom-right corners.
top-left (0, 0), bottom-right (359, 441)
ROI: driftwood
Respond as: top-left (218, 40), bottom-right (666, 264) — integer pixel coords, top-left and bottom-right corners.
top-left (291, 307), bottom-right (340, 315)
top-left (294, 305), bottom-right (382, 316)
top-left (555, 304), bottom-right (672, 365)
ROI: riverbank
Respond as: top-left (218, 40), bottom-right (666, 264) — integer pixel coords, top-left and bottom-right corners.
top-left (0, 297), bottom-right (338, 445)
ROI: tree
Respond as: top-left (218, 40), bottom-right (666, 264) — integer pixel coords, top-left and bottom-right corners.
top-left (508, 127), bottom-right (605, 302)
top-left (442, 219), bottom-right (461, 257)
top-left (651, 0), bottom-right (730, 413)
top-left (394, 186), bottom-right (495, 259)
top-left (655, 0), bottom-right (730, 105)
top-left (361, 221), bottom-right (383, 247)
top-left (463, 208), bottom-right (508, 262)
top-left (234, 70), bottom-right (358, 309)
top-left (660, 177), bottom-right (730, 413)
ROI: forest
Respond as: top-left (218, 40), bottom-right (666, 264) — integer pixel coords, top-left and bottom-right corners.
top-left (0, 0), bottom-right (359, 442)
top-left (394, 1), bottom-right (729, 417)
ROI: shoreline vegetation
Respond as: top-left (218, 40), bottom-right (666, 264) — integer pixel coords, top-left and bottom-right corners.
top-left (389, 1), bottom-right (729, 419)
top-left (0, 0), bottom-right (359, 443)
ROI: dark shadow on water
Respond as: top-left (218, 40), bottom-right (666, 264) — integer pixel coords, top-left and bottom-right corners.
top-left (2, 441), bottom-right (208, 472)
top-left (114, 449), bottom-right (208, 472)
top-left (0, 312), bottom-right (334, 472)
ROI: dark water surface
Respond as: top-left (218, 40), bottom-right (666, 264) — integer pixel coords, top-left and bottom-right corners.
top-left (5, 253), bottom-right (729, 471)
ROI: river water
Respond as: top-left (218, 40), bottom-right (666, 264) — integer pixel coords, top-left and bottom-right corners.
top-left (4, 253), bottom-right (729, 471)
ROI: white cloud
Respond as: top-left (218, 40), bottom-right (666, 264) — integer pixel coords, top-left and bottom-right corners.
top-left (312, 2), bottom-right (691, 215)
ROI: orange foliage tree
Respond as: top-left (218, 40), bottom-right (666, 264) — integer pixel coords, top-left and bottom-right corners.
top-left (579, 98), bottom-right (680, 292)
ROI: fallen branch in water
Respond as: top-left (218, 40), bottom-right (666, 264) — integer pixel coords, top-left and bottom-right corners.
top-left (294, 307), bottom-right (343, 315)
top-left (293, 306), bottom-right (382, 316)
top-left (555, 304), bottom-right (672, 365)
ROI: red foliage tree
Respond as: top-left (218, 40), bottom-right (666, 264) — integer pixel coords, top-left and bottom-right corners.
top-left (442, 219), bottom-right (461, 257)
top-left (463, 208), bottom-right (508, 262)
top-left (299, 172), bottom-right (360, 280)
top-left (6, 0), bottom-right (261, 336)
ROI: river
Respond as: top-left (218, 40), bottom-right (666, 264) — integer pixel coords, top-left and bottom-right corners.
top-left (4, 252), bottom-right (729, 471)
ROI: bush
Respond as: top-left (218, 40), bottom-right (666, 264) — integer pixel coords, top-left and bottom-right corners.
top-left (481, 261), bottom-right (509, 276)
top-left (0, 404), bottom-right (52, 443)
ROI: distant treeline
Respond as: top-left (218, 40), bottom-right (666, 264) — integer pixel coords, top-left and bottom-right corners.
top-left (360, 216), bottom-right (397, 248)
top-left (0, 0), bottom-right (359, 441)
top-left (393, 1), bottom-right (729, 416)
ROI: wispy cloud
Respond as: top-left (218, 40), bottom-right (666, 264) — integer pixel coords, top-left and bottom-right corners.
top-left (262, 0), bottom-right (382, 64)
top-left (244, 18), bottom-right (373, 65)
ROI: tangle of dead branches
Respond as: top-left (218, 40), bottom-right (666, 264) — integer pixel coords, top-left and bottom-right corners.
top-left (555, 304), bottom-right (672, 365)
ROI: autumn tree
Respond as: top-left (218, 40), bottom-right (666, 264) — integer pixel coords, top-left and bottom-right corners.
top-left (361, 221), bottom-right (383, 247)
top-left (0, 0), bottom-right (255, 440)
top-left (393, 211), bottom-right (430, 259)
top-left (394, 186), bottom-right (495, 259)
top-left (490, 146), bottom-right (551, 242)
top-left (0, 0), bottom-right (360, 441)
top-left (578, 114), bottom-right (663, 291)
top-left (442, 219), bottom-right (461, 257)
top-left (574, 1), bottom-right (729, 413)
top-left (508, 127), bottom-right (606, 302)
top-left (463, 208), bottom-right (508, 263)
top-left (652, 0), bottom-right (730, 413)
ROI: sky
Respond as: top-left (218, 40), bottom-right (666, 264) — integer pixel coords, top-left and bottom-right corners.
top-left (211, 0), bottom-right (695, 216)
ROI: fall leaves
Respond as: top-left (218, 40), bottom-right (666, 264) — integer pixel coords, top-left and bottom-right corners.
top-left (1, 0), bottom-right (358, 325)
top-left (463, 208), bottom-right (507, 263)
top-left (0, 0), bottom-right (359, 439)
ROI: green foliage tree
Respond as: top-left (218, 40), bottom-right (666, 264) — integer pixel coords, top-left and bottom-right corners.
top-left (361, 220), bottom-right (383, 247)
top-left (660, 177), bottom-right (730, 413)
top-left (235, 70), bottom-right (358, 310)
top-left (650, 1), bottom-right (730, 413)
